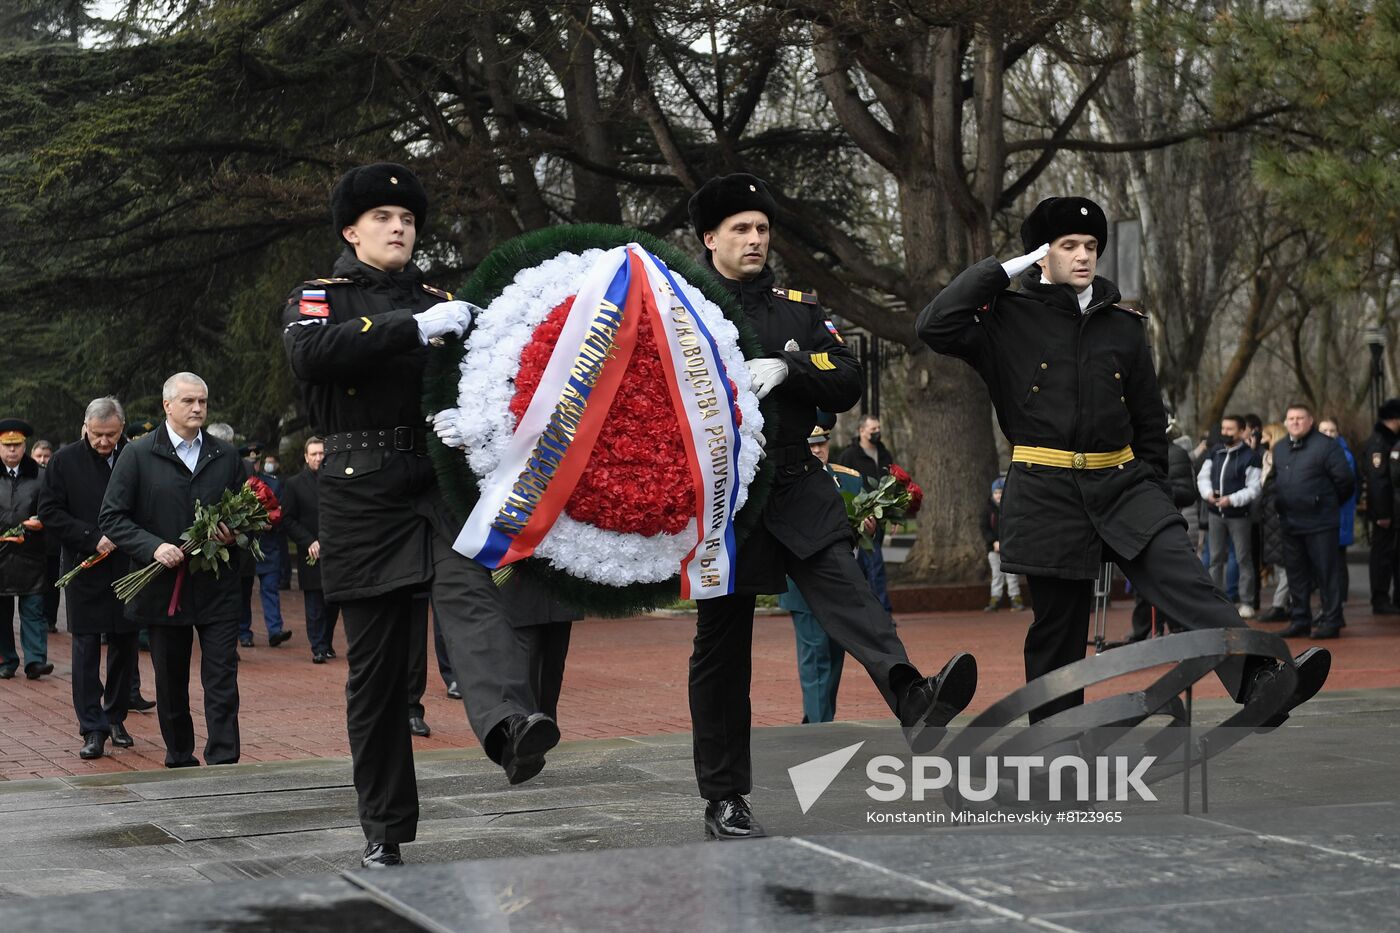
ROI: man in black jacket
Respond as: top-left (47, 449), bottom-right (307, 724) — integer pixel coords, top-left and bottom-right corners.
top-left (1274, 404), bottom-right (1356, 639)
top-left (281, 436), bottom-right (337, 663)
top-left (281, 162), bottom-right (552, 869)
top-left (1363, 399), bottom-right (1400, 614)
top-left (99, 373), bottom-right (245, 767)
top-left (0, 417), bottom-right (50, 680)
top-left (685, 173), bottom-right (978, 841)
top-left (39, 397), bottom-right (140, 759)
top-left (835, 414), bottom-right (896, 611)
top-left (918, 195), bottom-right (1329, 724)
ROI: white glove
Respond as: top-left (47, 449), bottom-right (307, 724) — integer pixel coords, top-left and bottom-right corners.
top-left (414, 300), bottom-right (478, 344)
top-left (746, 358), bottom-right (789, 400)
top-left (429, 408), bottom-right (468, 449)
top-left (1000, 243), bottom-right (1049, 280)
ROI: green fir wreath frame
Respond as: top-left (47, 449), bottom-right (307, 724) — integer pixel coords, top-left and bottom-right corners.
top-left (422, 224), bottom-right (777, 617)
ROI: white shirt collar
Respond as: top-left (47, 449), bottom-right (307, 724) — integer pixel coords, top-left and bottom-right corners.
top-left (165, 421), bottom-right (202, 451)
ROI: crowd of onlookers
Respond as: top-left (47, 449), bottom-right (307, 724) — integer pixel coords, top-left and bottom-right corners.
top-left (980, 401), bottom-right (1393, 641)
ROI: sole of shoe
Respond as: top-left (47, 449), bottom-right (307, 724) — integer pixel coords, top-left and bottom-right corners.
top-left (703, 817), bottom-right (766, 841)
top-left (504, 716), bottom-right (561, 785)
top-left (906, 653), bottom-right (978, 753)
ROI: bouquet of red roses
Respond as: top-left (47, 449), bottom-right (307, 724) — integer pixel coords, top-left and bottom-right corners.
top-left (842, 463), bottom-right (924, 549)
top-left (111, 479), bottom-right (276, 605)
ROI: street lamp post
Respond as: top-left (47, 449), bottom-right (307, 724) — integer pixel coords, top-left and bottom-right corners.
top-left (1366, 324), bottom-right (1386, 417)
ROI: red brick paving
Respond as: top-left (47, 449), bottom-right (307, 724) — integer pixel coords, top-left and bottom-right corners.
top-left (4, 597), bottom-right (1400, 780)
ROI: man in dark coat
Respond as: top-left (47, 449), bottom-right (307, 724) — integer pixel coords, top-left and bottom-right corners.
top-left (282, 162), bottom-right (553, 869)
top-left (39, 397), bottom-right (141, 759)
top-left (835, 414), bottom-right (896, 611)
top-left (684, 173), bottom-right (978, 841)
top-left (1364, 399), bottom-right (1400, 614)
top-left (282, 436), bottom-right (338, 663)
top-left (917, 195), bottom-right (1329, 724)
top-left (1274, 403), bottom-right (1356, 639)
top-left (99, 373), bottom-right (245, 768)
top-left (29, 440), bottom-right (63, 634)
top-left (0, 417), bottom-right (50, 679)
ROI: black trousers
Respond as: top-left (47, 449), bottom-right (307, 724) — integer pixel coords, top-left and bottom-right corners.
top-left (342, 537), bottom-right (534, 845)
top-left (1025, 524), bottom-right (1259, 723)
top-left (71, 631), bottom-right (138, 736)
top-left (303, 589), bottom-right (340, 655)
top-left (1368, 521), bottom-right (1398, 609)
top-left (148, 617), bottom-right (240, 767)
top-left (515, 621), bottom-right (572, 721)
top-left (1282, 529), bottom-right (1344, 630)
top-left (405, 593), bottom-right (429, 719)
top-left (42, 555), bottom-right (61, 630)
top-left (433, 610), bottom-right (454, 688)
top-left (690, 540), bottom-right (914, 799)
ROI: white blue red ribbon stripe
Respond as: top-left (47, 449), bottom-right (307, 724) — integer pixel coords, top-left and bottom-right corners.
top-left (452, 244), bottom-right (743, 598)
top-left (455, 246), bottom-right (641, 568)
top-left (638, 249), bottom-right (742, 598)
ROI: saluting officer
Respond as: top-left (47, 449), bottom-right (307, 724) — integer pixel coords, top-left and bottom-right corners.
top-left (917, 195), bottom-right (1330, 724)
top-left (686, 174), bottom-right (978, 841)
top-left (281, 163), bottom-right (556, 869)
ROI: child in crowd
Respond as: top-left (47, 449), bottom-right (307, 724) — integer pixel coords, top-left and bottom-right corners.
top-left (981, 476), bottom-right (1023, 612)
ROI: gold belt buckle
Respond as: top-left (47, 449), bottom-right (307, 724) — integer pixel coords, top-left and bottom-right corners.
top-left (1071, 452), bottom-right (1087, 470)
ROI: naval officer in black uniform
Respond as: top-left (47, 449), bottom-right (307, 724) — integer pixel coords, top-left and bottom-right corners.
top-left (281, 163), bottom-right (557, 869)
top-left (917, 195), bottom-right (1330, 724)
top-left (687, 174), bottom-right (978, 840)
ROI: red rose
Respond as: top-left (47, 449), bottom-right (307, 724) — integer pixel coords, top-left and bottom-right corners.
top-left (889, 463), bottom-right (911, 485)
top-left (906, 480), bottom-right (924, 517)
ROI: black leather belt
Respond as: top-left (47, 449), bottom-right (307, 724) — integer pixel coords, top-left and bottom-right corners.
top-left (767, 442), bottom-right (817, 466)
top-left (323, 427), bottom-right (426, 455)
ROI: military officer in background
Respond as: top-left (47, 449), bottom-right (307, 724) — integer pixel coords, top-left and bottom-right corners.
top-left (281, 162), bottom-right (555, 869)
top-left (686, 174), bottom-right (978, 841)
top-left (918, 195), bottom-right (1330, 724)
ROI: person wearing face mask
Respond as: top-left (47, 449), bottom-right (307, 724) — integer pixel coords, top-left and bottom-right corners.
top-left (244, 450), bottom-right (292, 649)
top-left (836, 415), bottom-right (896, 611)
top-left (918, 195), bottom-right (1331, 727)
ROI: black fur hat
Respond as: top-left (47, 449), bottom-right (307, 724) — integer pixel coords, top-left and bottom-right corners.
top-left (687, 173), bottom-right (778, 242)
top-left (1020, 197), bottom-right (1108, 255)
top-left (1380, 398), bottom-right (1400, 421)
top-left (331, 163), bottom-right (428, 242)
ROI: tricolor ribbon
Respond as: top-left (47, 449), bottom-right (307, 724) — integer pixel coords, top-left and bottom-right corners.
top-left (453, 244), bottom-right (743, 599)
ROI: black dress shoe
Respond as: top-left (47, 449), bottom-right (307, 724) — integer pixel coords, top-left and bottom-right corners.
top-left (109, 723), bottom-right (134, 748)
top-left (1280, 619), bottom-right (1313, 638)
top-left (361, 842), bottom-right (403, 868)
top-left (1312, 624), bottom-right (1341, 640)
top-left (238, 636), bottom-right (254, 648)
top-left (1244, 647), bottom-right (1332, 731)
top-left (79, 731), bottom-right (107, 760)
top-left (1258, 606), bottom-right (1290, 623)
top-left (24, 661), bottom-right (54, 680)
top-left (1373, 603), bottom-right (1400, 616)
top-left (312, 651), bottom-right (327, 664)
top-left (897, 653), bottom-right (978, 753)
top-left (0, 667), bottom-right (14, 679)
top-left (446, 681), bottom-right (462, 700)
top-left (408, 716), bottom-right (431, 737)
top-left (128, 693), bottom-right (156, 712)
top-left (268, 629), bottom-right (293, 647)
top-left (496, 712), bottom-right (560, 785)
top-left (325, 647), bottom-right (336, 659)
top-left (704, 795), bottom-right (766, 840)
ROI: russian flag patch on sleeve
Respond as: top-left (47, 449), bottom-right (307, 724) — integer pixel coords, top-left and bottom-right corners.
top-left (823, 319), bottom-right (845, 344)
top-left (299, 289), bottom-right (329, 318)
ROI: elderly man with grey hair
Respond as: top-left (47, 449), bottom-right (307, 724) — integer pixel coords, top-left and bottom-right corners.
top-left (40, 397), bottom-right (146, 759)
top-left (100, 373), bottom-right (246, 767)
